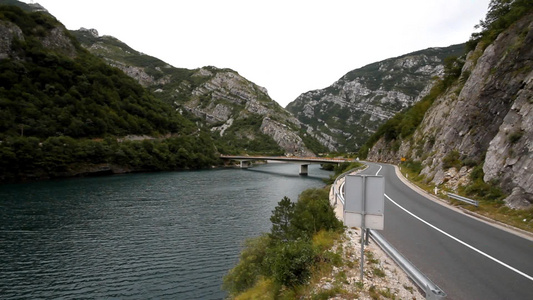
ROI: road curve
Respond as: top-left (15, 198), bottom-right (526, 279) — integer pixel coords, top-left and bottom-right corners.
top-left (360, 162), bottom-right (533, 300)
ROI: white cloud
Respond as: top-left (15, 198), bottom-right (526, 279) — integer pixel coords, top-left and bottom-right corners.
top-left (22, 0), bottom-right (490, 106)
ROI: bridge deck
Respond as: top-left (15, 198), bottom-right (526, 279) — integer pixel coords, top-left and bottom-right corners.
top-left (220, 155), bottom-right (350, 164)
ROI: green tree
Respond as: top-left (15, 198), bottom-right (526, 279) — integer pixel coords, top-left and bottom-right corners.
top-left (468, 0), bottom-right (533, 51)
top-left (269, 196), bottom-right (295, 242)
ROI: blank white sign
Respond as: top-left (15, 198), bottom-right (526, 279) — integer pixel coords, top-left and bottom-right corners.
top-left (344, 175), bottom-right (384, 230)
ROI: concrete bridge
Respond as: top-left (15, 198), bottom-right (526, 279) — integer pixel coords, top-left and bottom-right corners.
top-left (220, 155), bottom-right (351, 175)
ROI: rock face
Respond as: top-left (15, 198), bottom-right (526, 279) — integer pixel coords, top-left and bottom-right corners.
top-left (260, 117), bottom-right (314, 157)
top-left (74, 29), bottom-right (172, 87)
top-left (0, 20), bottom-right (24, 59)
top-left (72, 29), bottom-right (316, 155)
top-left (39, 27), bottom-right (77, 58)
top-left (178, 67), bottom-right (314, 155)
top-left (0, 19), bottom-right (75, 60)
top-left (367, 13), bottom-right (533, 209)
top-left (286, 44), bottom-right (465, 152)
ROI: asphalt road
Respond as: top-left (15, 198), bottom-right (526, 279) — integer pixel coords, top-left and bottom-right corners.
top-left (360, 162), bottom-right (533, 300)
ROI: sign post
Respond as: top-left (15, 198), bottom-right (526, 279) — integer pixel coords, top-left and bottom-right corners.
top-left (344, 174), bottom-right (385, 281)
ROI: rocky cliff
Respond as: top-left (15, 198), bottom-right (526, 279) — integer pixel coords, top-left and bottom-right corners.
top-left (72, 29), bottom-right (318, 156)
top-left (367, 12), bottom-right (533, 209)
top-left (286, 44), bottom-right (465, 152)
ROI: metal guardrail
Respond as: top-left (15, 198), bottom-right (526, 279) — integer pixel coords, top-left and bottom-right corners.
top-left (448, 193), bottom-right (479, 207)
top-left (332, 169), bottom-right (446, 299)
top-left (370, 229), bottom-right (446, 300)
top-left (333, 167), bottom-right (358, 206)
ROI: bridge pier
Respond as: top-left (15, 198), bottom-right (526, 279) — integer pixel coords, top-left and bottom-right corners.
top-left (299, 164), bottom-right (309, 176)
top-left (240, 160), bottom-right (251, 169)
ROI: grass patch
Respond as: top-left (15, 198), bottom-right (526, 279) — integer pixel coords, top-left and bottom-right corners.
top-left (365, 251), bottom-right (380, 265)
top-left (372, 267), bottom-right (386, 278)
top-left (475, 204), bottom-right (533, 232)
top-left (234, 277), bottom-right (279, 300)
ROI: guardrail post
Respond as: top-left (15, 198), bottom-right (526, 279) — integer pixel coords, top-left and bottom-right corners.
top-left (426, 284), bottom-right (447, 300)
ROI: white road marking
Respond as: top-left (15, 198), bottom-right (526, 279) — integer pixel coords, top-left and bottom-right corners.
top-left (375, 165), bottom-right (383, 176)
top-left (385, 194), bottom-right (533, 282)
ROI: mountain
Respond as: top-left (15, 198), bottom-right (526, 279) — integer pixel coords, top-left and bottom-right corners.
top-left (0, 3), bottom-right (219, 181)
top-left (364, 3), bottom-right (532, 209)
top-left (286, 44), bottom-right (465, 152)
top-left (71, 29), bottom-right (324, 156)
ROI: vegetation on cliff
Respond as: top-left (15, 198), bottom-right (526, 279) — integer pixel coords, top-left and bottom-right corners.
top-left (71, 29), bottom-right (319, 156)
top-left (360, 0), bottom-right (532, 225)
top-left (358, 55), bottom-right (465, 159)
top-left (0, 5), bottom-right (219, 181)
top-left (467, 0), bottom-right (533, 51)
top-left (286, 44), bottom-right (465, 152)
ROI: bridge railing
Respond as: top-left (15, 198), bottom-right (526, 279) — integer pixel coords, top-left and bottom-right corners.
top-left (220, 155), bottom-right (349, 164)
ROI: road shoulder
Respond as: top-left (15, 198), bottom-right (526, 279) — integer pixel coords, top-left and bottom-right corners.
top-left (391, 163), bottom-right (533, 242)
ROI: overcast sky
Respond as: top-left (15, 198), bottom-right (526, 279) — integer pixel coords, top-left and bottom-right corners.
top-left (23, 0), bottom-right (491, 107)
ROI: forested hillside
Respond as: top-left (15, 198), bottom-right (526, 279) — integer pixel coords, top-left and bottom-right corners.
top-left (71, 29), bottom-right (325, 156)
top-left (0, 4), bottom-right (219, 181)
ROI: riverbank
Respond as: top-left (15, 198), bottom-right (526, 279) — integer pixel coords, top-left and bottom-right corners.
top-left (0, 135), bottom-right (220, 184)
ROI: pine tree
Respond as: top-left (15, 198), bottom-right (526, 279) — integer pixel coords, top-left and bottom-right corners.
top-left (269, 196), bottom-right (295, 242)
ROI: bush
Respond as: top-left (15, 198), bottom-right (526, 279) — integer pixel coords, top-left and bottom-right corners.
top-left (225, 187), bottom-right (344, 297)
top-left (234, 277), bottom-right (279, 300)
top-left (464, 164), bottom-right (505, 202)
top-left (509, 131), bottom-right (523, 144)
top-left (292, 188), bottom-right (344, 238)
top-left (266, 239), bottom-right (315, 287)
top-left (442, 150), bottom-right (461, 170)
top-left (222, 234), bottom-right (272, 296)
top-left (324, 161), bottom-right (363, 184)
top-left (403, 159), bottom-right (423, 174)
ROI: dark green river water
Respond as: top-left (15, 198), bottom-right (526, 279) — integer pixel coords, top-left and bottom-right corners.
top-left (0, 163), bottom-right (331, 299)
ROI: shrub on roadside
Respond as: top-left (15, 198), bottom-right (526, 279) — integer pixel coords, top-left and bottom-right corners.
top-left (224, 187), bottom-right (344, 298)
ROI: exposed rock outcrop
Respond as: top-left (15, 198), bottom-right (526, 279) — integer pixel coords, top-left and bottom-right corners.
top-left (0, 20), bottom-right (23, 59)
top-left (39, 27), bottom-right (77, 58)
top-left (71, 28), bottom-right (316, 155)
top-left (179, 68), bottom-right (313, 154)
top-left (287, 44), bottom-right (465, 152)
top-left (367, 13), bottom-right (533, 209)
top-left (260, 117), bottom-right (313, 156)
top-left (0, 21), bottom-right (75, 59)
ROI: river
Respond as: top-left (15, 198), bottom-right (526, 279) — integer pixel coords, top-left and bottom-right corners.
top-left (0, 163), bottom-right (332, 299)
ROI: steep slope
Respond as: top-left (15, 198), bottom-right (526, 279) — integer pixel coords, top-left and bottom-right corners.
top-left (365, 7), bottom-right (532, 209)
top-left (0, 4), bottom-right (218, 181)
top-left (286, 44), bottom-right (465, 152)
top-left (71, 29), bottom-right (322, 156)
